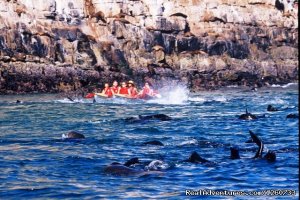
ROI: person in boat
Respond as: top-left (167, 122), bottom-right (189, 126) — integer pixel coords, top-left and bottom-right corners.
top-left (127, 80), bottom-right (138, 98)
top-left (118, 82), bottom-right (130, 96)
top-left (137, 82), bottom-right (160, 99)
top-left (111, 80), bottom-right (120, 94)
top-left (101, 83), bottom-right (113, 98)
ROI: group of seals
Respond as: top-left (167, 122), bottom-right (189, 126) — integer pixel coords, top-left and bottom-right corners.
top-left (231, 131), bottom-right (276, 162)
top-left (104, 130), bottom-right (276, 176)
top-left (267, 104), bottom-right (298, 119)
top-left (238, 105), bottom-right (298, 120)
top-left (61, 114), bottom-right (172, 140)
top-left (60, 109), bottom-right (288, 176)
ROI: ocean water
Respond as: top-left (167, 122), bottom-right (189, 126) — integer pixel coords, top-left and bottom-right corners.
top-left (0, 84), bottom-right (298, 199)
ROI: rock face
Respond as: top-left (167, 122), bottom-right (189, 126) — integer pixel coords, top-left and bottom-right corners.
top-left (0, 0), bottom-right (298, 94)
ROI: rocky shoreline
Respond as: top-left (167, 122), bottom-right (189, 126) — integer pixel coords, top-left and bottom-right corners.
top-left (0, 61), bottom-right (298, 95)
top-left (0, 0), bottom-right (298, 94)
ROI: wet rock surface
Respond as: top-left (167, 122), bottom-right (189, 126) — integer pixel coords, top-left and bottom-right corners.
top-left (0, 0), bottom-right (298, 94)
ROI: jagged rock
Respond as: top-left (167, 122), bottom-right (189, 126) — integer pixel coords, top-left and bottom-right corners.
top-left (0, 0), bottom-right (298, 94)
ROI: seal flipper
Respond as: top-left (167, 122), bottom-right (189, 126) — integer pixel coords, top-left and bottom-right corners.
top-left (249, 130), bottom-right (264, 158)
top-left (67, 96), bottom-right (74, 102)
top-left (124, 157), bottom-right (139, 167)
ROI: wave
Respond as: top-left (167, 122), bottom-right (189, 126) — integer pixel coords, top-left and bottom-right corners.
top-left (262, 97), bottom-right (289, 105)
top-left (188, 97), bottom-right (206, 103)
top-left (270, 83), bottom-right (298, 88)
top-left (188, 95), bottom-right (228, 104)
top-left (212, 96), bottom-right (228, 102)
top-left (178, 139), bottom-right (199, 146)
top-left (54, 98), bottom-right (92, 104)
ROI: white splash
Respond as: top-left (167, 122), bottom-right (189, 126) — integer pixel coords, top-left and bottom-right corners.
top-left (145, 160), bottom-right (170, 171)
top-left (178, 139), bottom-right (199, 146)
top-left (212, 96), bottom-right (228, 102)
top-left (264, 98), bottom-right (288, 105)
top-left (147, 85), bottom-right (189, 105)
top-left (54, 98), bottom-right (76, 104)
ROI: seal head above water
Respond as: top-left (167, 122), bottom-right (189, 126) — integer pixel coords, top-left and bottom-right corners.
top-left (62, 131), bottom-right (85, 139)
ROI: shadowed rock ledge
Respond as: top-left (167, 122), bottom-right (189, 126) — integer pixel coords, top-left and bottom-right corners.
top-left (0, 0), bottom-right (298, 94)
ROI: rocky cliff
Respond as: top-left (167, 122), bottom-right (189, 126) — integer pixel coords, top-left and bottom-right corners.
top-left (0, 0), bottom-right (298, 94)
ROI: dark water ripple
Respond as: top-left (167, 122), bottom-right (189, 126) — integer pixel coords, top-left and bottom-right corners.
top-left (0, 86), bottom-right (298, 199)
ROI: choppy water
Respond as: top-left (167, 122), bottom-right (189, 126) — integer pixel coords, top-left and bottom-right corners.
top-left (0, 84), bottom-right (298, 199)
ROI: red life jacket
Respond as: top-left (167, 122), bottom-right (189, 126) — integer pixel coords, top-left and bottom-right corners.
top-left (119, 87), bottom-right (129, 95)
top-left (104, 88), bottom-right (113, 98)
top-left (142, 87), bottom-right (154, 96)
top-left (111, 86), bottom-right (119, 94)
top-left (138, 87), bottom-right (154, 99)
top-left (129, 87), bottom-right (138, 97)
top-left (84, 93), bottom-right (95, 98)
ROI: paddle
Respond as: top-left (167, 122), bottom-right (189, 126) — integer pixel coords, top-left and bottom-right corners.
top-left (94, 93), bottom-right (110, 98)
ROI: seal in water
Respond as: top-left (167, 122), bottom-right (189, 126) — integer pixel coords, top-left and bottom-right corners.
top-left (286, 113), bottom-right (299, 119)
top-left (125, 114), bottom-right (172, 123)
top-left (238, 109), bottom-right (258, 120)
top-left (138, 114), bottom-right (172, 121)
top-left (104, 163), bottom-right (144, 176)
top-left (233, 131), bottom-right (276, 162)
top-left (124, 157), bottom-right (140, 167)
top-left (104, 158), bottom-right (163, 176)
top-left (267, 105), bottom-right (279, 112)
top-left (230, 147), bottom-right (240, 159)
top-left (62, 131), bottom-right (85, 139)
top-left (183, 151), bottom-right (211, 163)
top-left (142, 140), bottom-right (164, 146)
